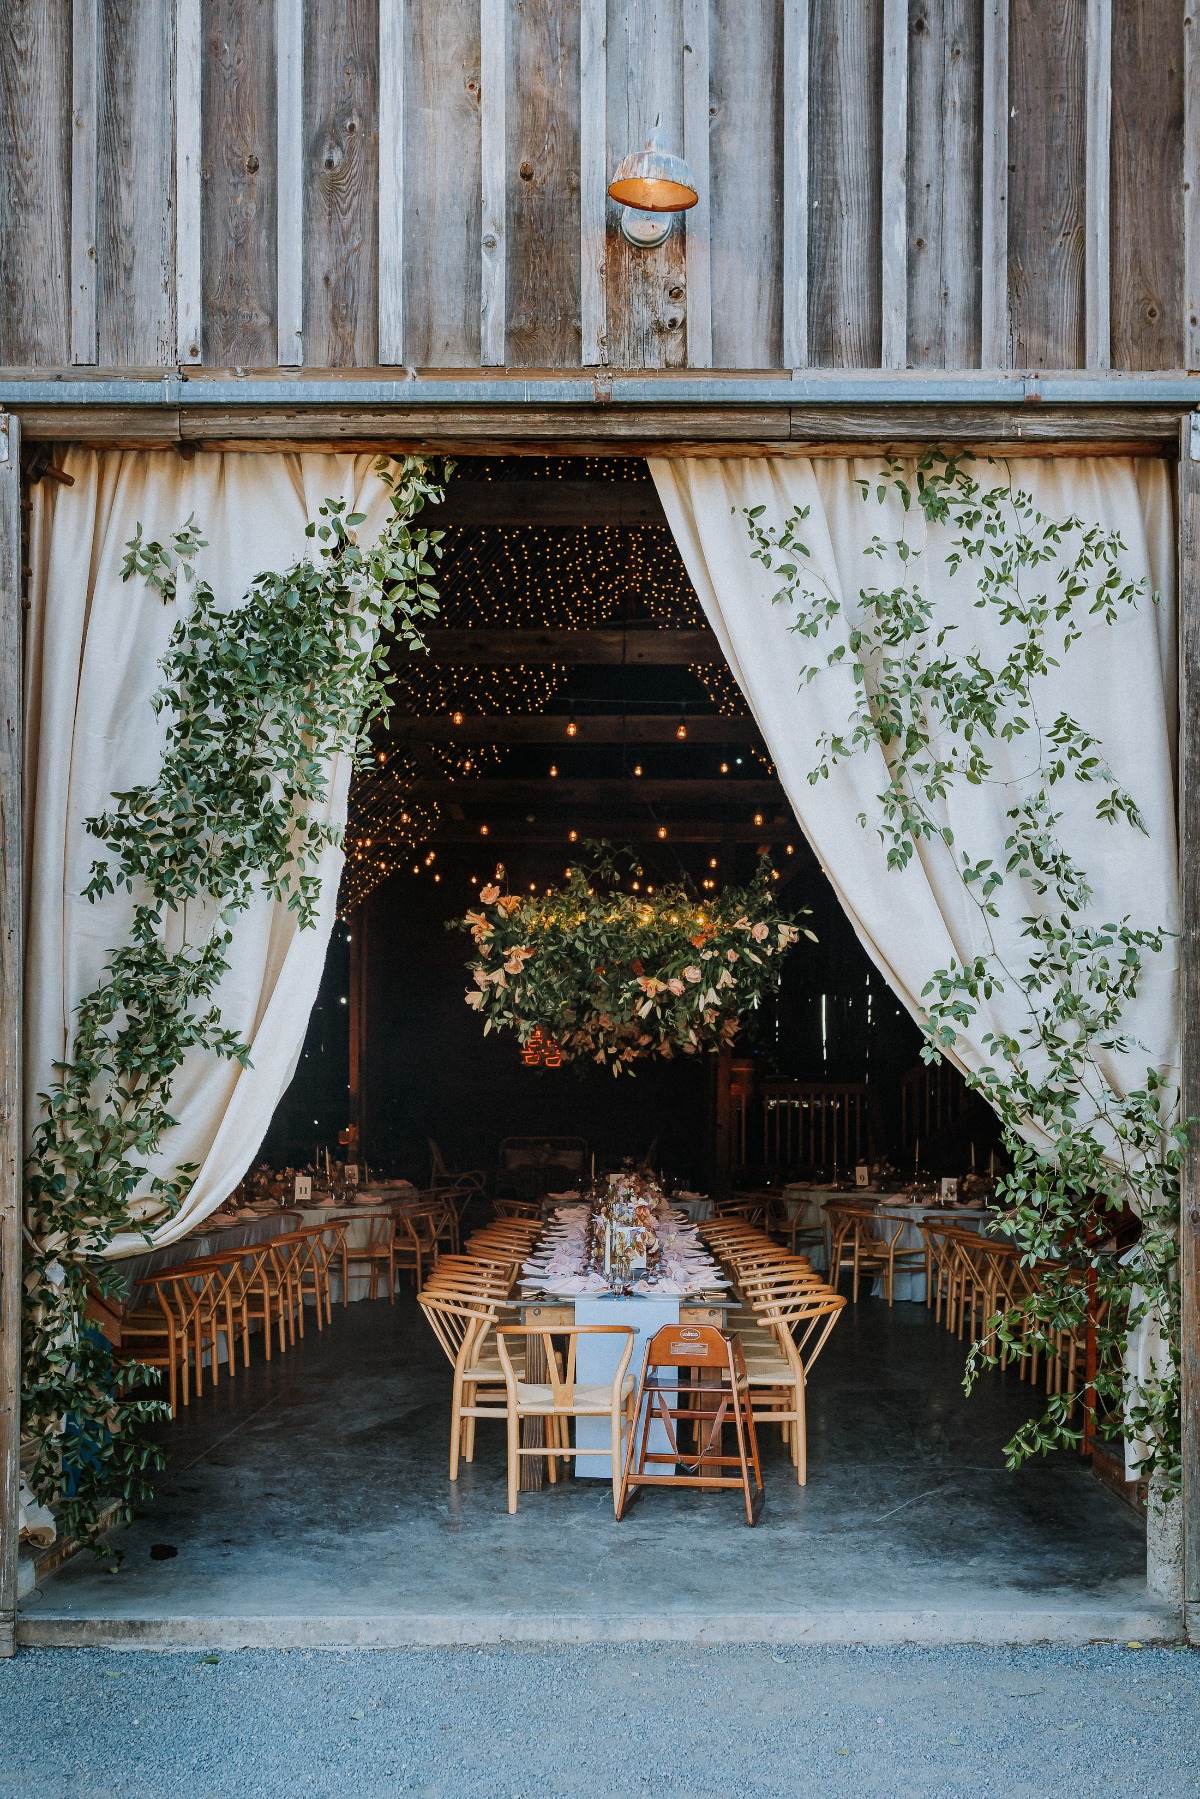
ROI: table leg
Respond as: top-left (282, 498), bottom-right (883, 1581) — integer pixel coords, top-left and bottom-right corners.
top-left (520, 1332), bottom-right (547, 1492)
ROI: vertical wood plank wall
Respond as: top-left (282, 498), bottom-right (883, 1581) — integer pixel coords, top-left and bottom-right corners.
top-left (909, 0), bottom-right (981, 369)
top-left (1181, 417), bottom-right (1200, 1638)
top-left (203, 0), bottom-right (278, 370)
top-left (0, 413), bottom-right (21, 1657)
top-left (0, 0), bottom-right (1194, 373)
top-left (0, 1), bottom-right (71, 367)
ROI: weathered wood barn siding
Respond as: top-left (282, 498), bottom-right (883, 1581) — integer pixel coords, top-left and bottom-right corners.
top-left (0, 0), bottom-right (1192, 375)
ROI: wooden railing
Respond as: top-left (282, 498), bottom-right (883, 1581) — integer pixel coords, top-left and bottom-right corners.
top-left (732, 1079), bottom-right (871, 1177)
top-left (899, 1059), bottom-right (970, 1149)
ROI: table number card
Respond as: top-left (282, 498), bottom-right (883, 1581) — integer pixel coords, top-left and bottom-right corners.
top-left (854, 1164), bottom-right (870, 1188)
top-left (940, 1177), bottom-right (959, 1202)
top-left (294, 1174), bottom-right (312, 1204)
top-left (344, 1163), bottom-right (359, 1186)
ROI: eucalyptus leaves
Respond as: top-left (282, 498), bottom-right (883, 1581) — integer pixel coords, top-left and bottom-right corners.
top-left (458, 848), bottom-right (807, 1071)
top-left (744, 450), bottom-right (1182, 1489)
top-left (23, 456), bottom-right (447, 1544)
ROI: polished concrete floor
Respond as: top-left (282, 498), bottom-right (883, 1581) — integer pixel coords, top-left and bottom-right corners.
top-left (19, 1288), bottom-right (1176, 1647)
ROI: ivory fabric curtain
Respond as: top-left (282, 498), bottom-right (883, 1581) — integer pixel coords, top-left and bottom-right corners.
top-left (649, 454), bottom-right (1179, 1143)
top-left (25, 450), bottom-right (394, 1257)
top-left (651, 455), bottom-right (1178, 1477)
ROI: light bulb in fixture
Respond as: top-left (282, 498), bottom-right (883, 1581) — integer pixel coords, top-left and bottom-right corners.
top-left (452, 710), bottom-right (464, 726)
top-left (549, 764), bottom-right (558, 777)
top-left (657, 826), bottom-right (667, 840)
top-left (566, 716), bottom-right (577, 737)
top-left (569, 829), bottom-right (578, 842)
top-left (720, 762), bottom-right (729, 774)
top-left (676, 713), bottom-right (687, 740)
top-left (633, 764), bottom-right (643, 777)
top-left (480, 824), bottom-right (489, 836)
top-left (754, 813), bottom-right (763, 827)
top-left (709, 857), bottom-right (718, 868)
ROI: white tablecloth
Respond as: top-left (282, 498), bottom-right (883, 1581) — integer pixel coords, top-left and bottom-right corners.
top-left (781, 1188), bottom-right (998, 1300)
top-left (111, 1211), bottom-right (300, 1300)
top-left (297, 1200), bottom-right (424, 1303)
top-left (573, 1295), bottom-right (680, 1479)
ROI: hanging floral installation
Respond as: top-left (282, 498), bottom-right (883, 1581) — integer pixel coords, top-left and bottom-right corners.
top-left (456, 848), bottom-right (809, 1071)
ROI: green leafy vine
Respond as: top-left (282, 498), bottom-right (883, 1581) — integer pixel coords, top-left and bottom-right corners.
top-left (22, 456), bottom-right (448, 1545)
top-left (744, 449), bottom-right (1182, 1490)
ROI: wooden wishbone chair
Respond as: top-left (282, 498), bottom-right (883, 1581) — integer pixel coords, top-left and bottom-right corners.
top-left (339, 1212), bottom-right (397, 1303)
top-left (418, 1288), bottom-right (510, 1475)
top-left (495, 1325), bottom-right (636, 1514)
top-left (122, 1274), bottom-right (194, 1415)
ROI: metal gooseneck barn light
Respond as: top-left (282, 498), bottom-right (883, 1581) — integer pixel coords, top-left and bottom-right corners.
top-left (608, 127), bottom-right (698, 249)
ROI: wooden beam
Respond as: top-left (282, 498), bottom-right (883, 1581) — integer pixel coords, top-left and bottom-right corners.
top-left (0, 413), bottom-right (22, 1658)
top-left (782, 0), bottom-right (810, 370)
top-left (388, 714), bottom-right (761, 745)
top-left (682, 0), bottom-right (712, 369)
top-left (1186, 5), bottom-right (1200, 372)
top-left (419, 627), bottom-right (720, 665)
top-left (401, 777), bottom-right (783, 807)
top-left (378, 0), bottom-right (406, 366)
top-left (880, 0), bottom-right (909, 370)
top-left (276, 0), bottom-right (304, 367)
top-left (422, 479), bottom-right (667, 528)
top-left (1182, 411), bottom-right (1200, 1641)
top-left (981, 0), bottom-right (1010, 368)
top-left (419, 819), bottom-right (796, 846)
top-left (579, 0), bottom-right (607, 366)
top-left (1084, 0), bottom-right (1112, 371)
top-left (480, 0), bottom-right (506, 367)
top-left (175, 0), bottom-right (203, 365)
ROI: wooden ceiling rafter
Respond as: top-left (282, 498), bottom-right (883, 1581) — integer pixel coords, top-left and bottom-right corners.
top-left (387, 714), bottom-right (760, 745)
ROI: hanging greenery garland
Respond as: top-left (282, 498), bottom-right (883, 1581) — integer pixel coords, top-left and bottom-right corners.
top-left (457, 848), bottom-right (810, 1072)
top-left (744, 448), bottom-right (1183, 1495)
top-left (22, 456), bottom-right (448, 1548)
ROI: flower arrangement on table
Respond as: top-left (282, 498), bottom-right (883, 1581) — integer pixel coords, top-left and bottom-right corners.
top-left (455, 847), bottom-right (812, 1072)
top-left (587, 1171), bottom-right (665, 1289)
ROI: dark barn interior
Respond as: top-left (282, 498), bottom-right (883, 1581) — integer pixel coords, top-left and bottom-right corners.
top-left (262, 456), bottom-right (998, 1189)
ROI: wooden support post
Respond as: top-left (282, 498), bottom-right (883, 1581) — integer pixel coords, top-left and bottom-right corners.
top-left (580, 0), bottom-right (607, 367)
top-left (479, 0), bottom-right (507, 367)
top-left (70, 0), bottom-right (98, 366)
top-left (1181, 413), bottom-right (1200, 1640)
top-left (276, 0), bottom-right (304, 367)
top-left (348, 905), bottom-right (367, 1161)
top-left (980, 0), bottom-right (1010, 369)
top-left (1084, 0), bottom-right (1112, 372)
top-left (880, 0), bottom-right (909, 370)
top-left (378, 0), bottom-right (406, 365)
top-left (681, 0), bottom-right (712, 369)
top-left (782, 0), bottom-right (810, 371)
top-left (175, 0), bottom-right (203, 365)
top-left (712, 1046), bottom-right (733, 1202)
top-left (0, 414), bottom-right (23, 1658)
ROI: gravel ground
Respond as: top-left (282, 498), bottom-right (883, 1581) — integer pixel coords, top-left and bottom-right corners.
top-left (0, 1642), bottom-right (1196, 1798)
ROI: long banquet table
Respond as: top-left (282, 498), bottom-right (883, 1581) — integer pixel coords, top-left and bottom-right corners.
top-left (515, 1202), bottom-right (733, 1487)
top-left (111, 1185), bottom-right (425, 1306)
top-left (782, 1185), bottom-right (1000, 1301)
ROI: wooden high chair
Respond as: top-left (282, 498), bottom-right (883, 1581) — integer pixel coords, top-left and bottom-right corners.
top-left (616, 1324), bottom-right (764, 1526)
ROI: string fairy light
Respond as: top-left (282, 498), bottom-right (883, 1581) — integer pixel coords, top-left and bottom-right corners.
top-left (340, 457), bottom-right (770, 912)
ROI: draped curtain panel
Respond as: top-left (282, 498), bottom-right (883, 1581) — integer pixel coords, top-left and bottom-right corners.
top-left (25, 451), bottom-right (393, 1258)
top-left (649, 456), bottom-right (1179, 1154)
